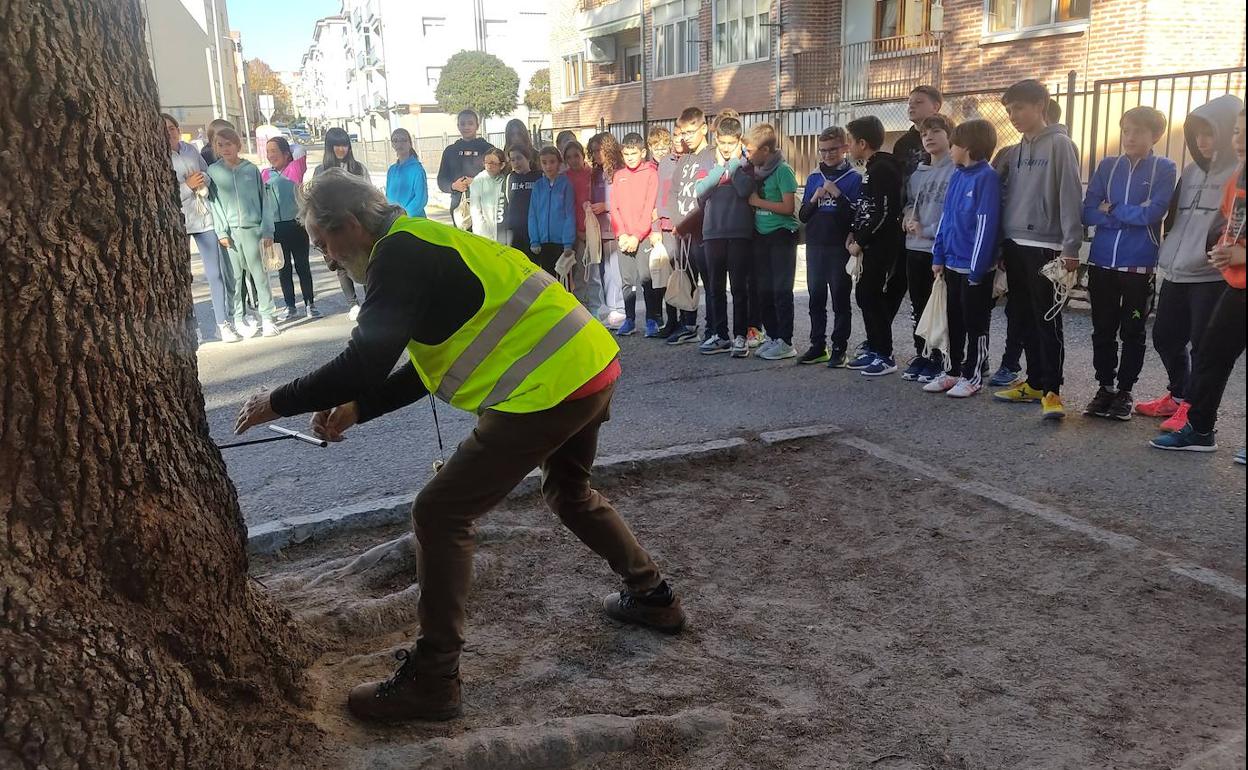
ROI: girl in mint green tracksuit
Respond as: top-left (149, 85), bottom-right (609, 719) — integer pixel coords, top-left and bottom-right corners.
top-left (208, 128), bottom-right (277, 333)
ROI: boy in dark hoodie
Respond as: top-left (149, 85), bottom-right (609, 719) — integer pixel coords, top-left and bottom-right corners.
top-left (991, 79), bottom-right (1084, 421)
top-left (1136, 94), bottom-right (1245, 429)
top-left (892, 85), bottom-right (943, 181)
top-left (846, 115), bottom-right (907, 376)
top-left (438, 110), bottom-right (496, 227)
top-left (669, 107), bottom-right (718, 344)
top-left (694, 116), bottom-right (755, 357)
top-left (798, 126), bottom-right (862, 367)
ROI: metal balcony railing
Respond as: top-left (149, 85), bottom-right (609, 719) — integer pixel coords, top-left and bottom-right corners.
top-left (792, 32), bottom-right (943, 107)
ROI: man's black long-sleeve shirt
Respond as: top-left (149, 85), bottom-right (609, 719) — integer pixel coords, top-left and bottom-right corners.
top-left (269, 233), bottom-right (485, 422)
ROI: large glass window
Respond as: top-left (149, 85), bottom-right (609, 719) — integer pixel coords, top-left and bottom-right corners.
top-left (875, 0), bottom-right (933, 39)
top-left (987, 0), bottom-right (1088, 33)
top-left (654, 0), bottom-right (699, 77)
top-left (714, 0), bottom-right (770, 66)
top-left (562, 53), bottom-right (586, 98)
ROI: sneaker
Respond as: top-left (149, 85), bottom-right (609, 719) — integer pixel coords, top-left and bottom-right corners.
top-left (918, 359), bottom-right (944, 383)
top-left (1234, 448), bottom-right (1246, 465)
top-left (1150, 423), bottom-right (1217, 453)
top-left (798, 346), bottom-right (830, 365)
top-left (847, 348), bottom-right (877, 370)
top-left (617, 319), bottom-right (637, 336)
top-left (605, 311), bottom-right (627, 330)
top-left (603, 580), bottom-right (687, 634)
top-left (235, 317), bottom-right (259, 339)
top-left (261, 319), bottom-right (281, 337)
top-left (924, 374), bottom-right (958, 393)
top-left (644, 319), bottom-right (661, 338)
top-left (947, 378), bottom-right (982, 398)
top-left (993, 382), bottom-right (1044, 403)
top-left (698, 334), bottom-right (731, 354)
top-left (861, 356), bottom-right (898, 376)
top-left (306, 302), bottom-right (322, 319)
top-left (760, 340), bottom-right (797, 360)
top-left (747, 327), bottom-right (764, 349)
top-left (217, 323), bottom-right (242, 343)
top-left (1083, 386), bottom-right (1116, 418)
top-left (901, 356), bottom-right (930, 381)
top-left (731, 335), bottom-right (749, 358)
top-left (656, 321), bottom-right (679, 339)
top-left (1041, 391), bottom-right (1065, 421)
top-left (1160, 401), bottom-right (1191, 433)
top-left (346, 648), bottom-right (463, 723)
top-left (756, 338), bottom-right (779, 358)
top-left (665, 325), bottom-right (699, 345)
top-left (826, 348), bottom-right (849, 369)
top-left (1136, 392), bottom-right (1180, 418)
top-left (277, 305), bottom-right (297, 322)
top-left (1107, 390), bottom-right (1133, 421)
top-left (988, 365), bottom-right (1023, 387)
top-left (348, 304), bottom-right (361, 322)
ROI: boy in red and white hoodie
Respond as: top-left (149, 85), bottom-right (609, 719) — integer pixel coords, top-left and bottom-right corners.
top-left (609, 132), bottom-right (661, 337)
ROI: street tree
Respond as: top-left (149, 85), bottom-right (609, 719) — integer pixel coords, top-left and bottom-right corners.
top-left (524, 67), bottom-right (551, 120)
top-left (245, 57), bottom-right (293, 123)
top-left (0, 1), bottom-right (315, 768)
top-left (435, 50), bottom-right (520, 120)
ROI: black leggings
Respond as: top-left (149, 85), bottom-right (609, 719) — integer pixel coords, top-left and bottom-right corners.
top-left (275, 219), bottom-right (314, 308)
top-left (1151, 279), bottom-right (1226, 400)
top-left (1187, 285), bottom-right (1245, 433)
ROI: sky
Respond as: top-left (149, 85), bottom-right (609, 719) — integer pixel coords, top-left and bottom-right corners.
top-left (226, 0), bottom-right (341, 72)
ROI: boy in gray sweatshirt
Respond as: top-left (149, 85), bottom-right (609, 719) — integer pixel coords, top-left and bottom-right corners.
top-left (901, 114), bottom-right (957, 381)
top-left (991, 79), bottom-right (1084, 420)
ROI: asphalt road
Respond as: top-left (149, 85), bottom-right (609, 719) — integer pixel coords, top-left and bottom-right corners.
top-left (192, 224), bottom-right (1247, 578)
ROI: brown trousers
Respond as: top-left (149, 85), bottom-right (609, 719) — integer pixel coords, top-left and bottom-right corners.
top-left (411, 382), bottom-right (662, 668)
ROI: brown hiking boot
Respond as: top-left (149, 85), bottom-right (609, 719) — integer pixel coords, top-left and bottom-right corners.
top-left (347, 648), bottom-right (463, 723)
top-left (603, 579), bottom-right (687, 634)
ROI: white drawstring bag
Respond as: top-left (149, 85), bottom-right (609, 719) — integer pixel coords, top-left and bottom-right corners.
top-left (649, 239), bottom-right (673, 286)
top-left (454, 194), bottom-right (472, 231)
top-left (915, 273), bottom-right (949, 361)
top-left (992, 266), bottom-right (1009, 299)
top-left (1039, 257), bottom-right (1077, 322)
top-left (846, 253), bottom-right (863, 280)
top-left (583, 204), bottom-right (602, 266)
top-left (261, 240), bottom-right (285, 272)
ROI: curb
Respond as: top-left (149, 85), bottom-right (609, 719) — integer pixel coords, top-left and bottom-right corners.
top-left (246, 426), bottom-right (840, 556)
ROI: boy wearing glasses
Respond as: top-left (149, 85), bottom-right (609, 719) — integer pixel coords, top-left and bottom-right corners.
top-left (669, 107), bottom-right (718, 345)
top-left (798, 126), bottom-right (862, 366)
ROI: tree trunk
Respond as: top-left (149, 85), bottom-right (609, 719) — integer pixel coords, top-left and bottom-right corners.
top-left (0, 2), bottom-right (314, 768)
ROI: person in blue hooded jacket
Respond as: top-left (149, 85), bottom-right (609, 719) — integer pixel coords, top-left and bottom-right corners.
top-left (386, 128), bottom-right (428, 218)
top-left (927, 119), bottom-right (1001, 399)
top-left (528, 146), bottom-right (576, 277)
top-left (1081, 106), bottom-right (1177, 420)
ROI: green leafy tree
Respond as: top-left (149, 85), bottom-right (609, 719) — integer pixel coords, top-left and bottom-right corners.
top-left (435, 50), bottom-right (519, 119)
top-left (524, 67), bottom-right (551, 115)
top-left (244, 58), bottom-right (292, 123)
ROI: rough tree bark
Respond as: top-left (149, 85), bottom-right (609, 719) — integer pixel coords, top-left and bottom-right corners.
top-left (0, 2), bottom-right (315, 767)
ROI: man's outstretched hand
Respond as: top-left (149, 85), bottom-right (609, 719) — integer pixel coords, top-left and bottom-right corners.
top-left (235, 392), bottom-right (279, 434)
top-left (311, 402), bottom-right (359, 442)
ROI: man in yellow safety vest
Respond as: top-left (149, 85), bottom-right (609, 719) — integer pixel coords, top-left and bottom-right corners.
top-left (234, 168), bottom-right (686, 723)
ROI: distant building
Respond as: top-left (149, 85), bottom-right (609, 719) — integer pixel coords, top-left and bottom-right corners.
top-left (143, 0), bottom-right (246, 135)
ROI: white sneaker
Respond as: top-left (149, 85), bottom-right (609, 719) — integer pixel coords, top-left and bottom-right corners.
top-left (756, 338), bottom-right (778, 358)
top-left (760, 340), bottom-right (796, 360)
top-left (348, 304), bottom-right (361, 322)
top-left (306, 303), bottom-right (322, 318)
top-left (947, 377), bottom-right (981, 398)
top-left (235, 317), bottom-right (259, 338)
top-left (923, 374), bottom-right (957, 393)
top-left (261, 319), bottom-right (281, 337)
top-left (605, 310), bottom-right (627, 330)
top-left (731, 335), bottom-right (749, 358)
top-left (218, 323), bottom-right (242, 343)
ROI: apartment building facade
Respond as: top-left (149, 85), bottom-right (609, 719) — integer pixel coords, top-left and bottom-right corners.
top-left (550, 0), bottom-right (1246, 130)
top-left (143, 0), bottom-right (247, 132)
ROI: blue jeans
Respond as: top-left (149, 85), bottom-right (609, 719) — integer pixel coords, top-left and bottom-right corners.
top-left (191, 229), bottom-right (230, 325)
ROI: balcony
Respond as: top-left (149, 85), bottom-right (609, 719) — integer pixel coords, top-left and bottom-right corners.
top-left (356, 49), bottom-right (380, 70)
top-left (792, 32), bottom-right (943, 107)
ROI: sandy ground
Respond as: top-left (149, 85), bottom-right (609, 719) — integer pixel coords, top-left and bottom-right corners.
top-left (254, 436), bottom-right (1246, 770)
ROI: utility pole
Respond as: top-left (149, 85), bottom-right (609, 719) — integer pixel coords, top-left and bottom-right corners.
top-left (209, 0), bottom-right (227, 121)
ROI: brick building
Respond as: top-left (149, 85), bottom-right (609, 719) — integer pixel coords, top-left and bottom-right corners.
top-left (550, 0), bottom-right (1246, 131)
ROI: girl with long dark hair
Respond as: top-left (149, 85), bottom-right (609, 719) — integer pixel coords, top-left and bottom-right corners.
top-left (314, 127), bottom-right (370, 319)
top-left (590, 132), bottom-right (626, 328)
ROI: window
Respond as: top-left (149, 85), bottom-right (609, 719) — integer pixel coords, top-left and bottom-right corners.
top-left (654, 0), bottom-right (699, 78)
top-left (714, 0), bottom-right (771, 66)
top-left (875, 0), bottom-right (932, 39)
top-left (426, 66), bottom-right (442, 88)
top-left (562, 53), bottom-right (587, 98)
top-left (422, 16), bottom-right (445, 36)
top-left (622, 46), bottom-right (642, 83)
top-left (986, 0), bottom-right (1088, 33)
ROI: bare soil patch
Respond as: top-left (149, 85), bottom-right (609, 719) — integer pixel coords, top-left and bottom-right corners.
top-left (254, 438), bottom-right (1245, 769)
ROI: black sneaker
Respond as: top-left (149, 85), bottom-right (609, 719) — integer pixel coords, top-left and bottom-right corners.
top-left (656, 321), bottom-right (679, 339)
top-left (827, 348), bottom-right (848, 368)
top-left (603, 579), bottom-right (686, 634)
top-left (1083, 386), bottom-right (1115, 417)
top-left (798, 346), bottom-right (830, 365)
top-left (901, 356), bottom-right (930, 381)
top-left (1108, 390), bottom-right (1133, 421)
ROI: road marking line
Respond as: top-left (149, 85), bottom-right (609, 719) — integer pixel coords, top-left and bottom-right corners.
top-left (837, 435), bottom-right (1246, 601)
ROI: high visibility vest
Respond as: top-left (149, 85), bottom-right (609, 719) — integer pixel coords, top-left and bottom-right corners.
top-left (380, 216), bottom-right (619, 414)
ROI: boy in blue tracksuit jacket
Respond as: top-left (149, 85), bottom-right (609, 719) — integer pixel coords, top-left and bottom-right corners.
top-left (797, 126), bottom-right (863, 367)
top-left (929, 120), bottom-right (1001, 397)
top-left (1080, 106), bottom-right (1178, 419)
top-left (528, 146), bottom-right (576, 277)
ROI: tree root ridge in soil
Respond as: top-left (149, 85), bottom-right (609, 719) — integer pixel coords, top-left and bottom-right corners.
top-left (341, 708), bottom-right (734, 770)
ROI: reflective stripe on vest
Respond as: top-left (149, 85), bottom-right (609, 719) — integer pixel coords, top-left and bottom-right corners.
top-left (480, 304), bottom-right (591, 409)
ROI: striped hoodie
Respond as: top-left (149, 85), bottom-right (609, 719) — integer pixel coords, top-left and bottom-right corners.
top-left (932, 159), bottom-right (1002, 285)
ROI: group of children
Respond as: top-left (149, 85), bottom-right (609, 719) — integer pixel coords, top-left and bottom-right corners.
top-left (449, 83), bottom-right (1247, 459)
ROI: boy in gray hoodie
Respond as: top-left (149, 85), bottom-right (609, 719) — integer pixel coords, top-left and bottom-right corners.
top-left (991, 79), bottom-right (1084, 420)
top-left (901, 114), bottom-right (957, 381)
top-left (1136, 94), bottom-right (1245, 426)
